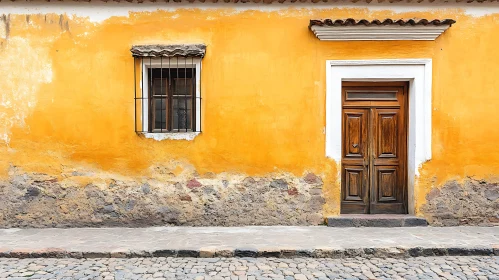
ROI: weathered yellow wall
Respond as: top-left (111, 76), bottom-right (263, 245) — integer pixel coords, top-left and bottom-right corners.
top-left (1, 5), bottom-right (498, 222)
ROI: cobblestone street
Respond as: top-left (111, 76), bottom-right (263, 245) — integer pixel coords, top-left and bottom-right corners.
top-left (0, 256), bottom-right (497, 280)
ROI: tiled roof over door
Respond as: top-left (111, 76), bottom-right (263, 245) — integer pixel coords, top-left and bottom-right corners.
top-left (309, 18), bottom-right (456, 41)
top-left (309, 19), bottom-right (457, 27)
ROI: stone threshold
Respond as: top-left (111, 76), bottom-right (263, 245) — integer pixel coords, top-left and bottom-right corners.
top-left (327, 214), bottom-right (428, 227)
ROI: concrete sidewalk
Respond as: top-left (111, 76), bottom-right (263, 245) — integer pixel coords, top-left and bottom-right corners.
top-left (0, 226), bottom-right (497, 259)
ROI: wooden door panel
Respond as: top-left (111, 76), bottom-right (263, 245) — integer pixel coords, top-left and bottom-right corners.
top-left (374, 166), bottom-right (399, 202)
top-left (343, 110), bottom-right (368, 159)
top-left (370, 201), bottom-right (405, 214)
top-left (376, 111), bottom-right (398, 158)
top-left (341, 164), bottom-right (369, 213)
top-left (341, 109), bottom-right (369, 214)
top-left (343, 166), bottom-right (367, 201)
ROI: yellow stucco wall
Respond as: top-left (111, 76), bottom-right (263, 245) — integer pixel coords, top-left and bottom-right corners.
top-left (0, 5), bottom-right (498, 221)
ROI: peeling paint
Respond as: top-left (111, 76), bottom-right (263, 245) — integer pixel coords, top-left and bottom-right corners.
top-left (0, 37), bottom-right (52, 144)
top-left (0, 14), bottom-right (9, 40)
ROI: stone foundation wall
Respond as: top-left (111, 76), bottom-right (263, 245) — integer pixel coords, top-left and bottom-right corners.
top-left (421, 180), bottom-right (499, 226)
top-left (0, 168), bottom-right (325, 228)
top-left (3, 166), bottom-right (498, 228)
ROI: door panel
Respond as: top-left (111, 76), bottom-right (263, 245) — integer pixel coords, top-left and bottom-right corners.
top-left (370, 108), bottom-right (406, 214)
top-left (344, 111), bottom-right (368, 159)
top-left (341, 83), bottom-right (408, 214)
top-left (374, 166), bottom-right (399, 202)
top-left (343, 166), bottom-right (367, 201)
top-left (341, 109), bottom-right (369, 214)
top-left (376, 111), bottom-right (398, 158)
top-left (341, 165), bottom-right (369, 214)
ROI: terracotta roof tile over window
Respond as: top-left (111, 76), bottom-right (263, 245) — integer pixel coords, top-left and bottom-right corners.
top-left (130, 44), bottom-right (206, 58)
top-left (309, 18), bottom-right (456, 27)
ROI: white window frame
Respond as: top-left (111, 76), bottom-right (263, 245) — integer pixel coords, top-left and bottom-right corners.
top-left (325, 59), bottom-right (432, 214)
top-left (140, 57), bottom-right (201, 141)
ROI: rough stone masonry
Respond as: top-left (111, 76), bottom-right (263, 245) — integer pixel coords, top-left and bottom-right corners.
top-left (0, 167), bottom-right (325, 228)
top-left (421, 179), bottom-right (499, 226)
top-left (0, 165), bottom-right (498, 227)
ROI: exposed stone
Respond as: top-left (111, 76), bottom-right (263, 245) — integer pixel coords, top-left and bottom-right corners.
top-left (288, 187), bottom-right (299, 196)
top-left (179, 194), bottom-right (192, 202)
top-left (303, 173), bottom-right (322, 185)
top-left (421, 180), bottom-right (499, 226)
top-left (307, 213), bottom-right (325, 225)
top-left (242, 177), bottom-right (256, 188)
top-left (309, 188), bottom-right (322, 196)
top-left (426, 188), bottom-right (440, 200)
top-left (102, 205), bottom-right (115, 213)
top-left (484, 188), bottom-right (499, 201)
top-left (24, 186), bottom-right (41, 199)
top-left (203, 187), bottom-right (217, 195)
top-left (141, 183), bottom-right (151, 194)
top-left (130, 44), bottom-right (206, 58)
top-left (0, 168), bottom-right (325, 227)
top-left (187, 179), bottom-right (202, 189)
top-left (270, 179), bottom-right (288, 190)
top-left (125, 200), bottom-right (136, 211)
top-left (109, 180), bottom-right (118, 188)
top-left (309, 195), bottom-right (325, 206)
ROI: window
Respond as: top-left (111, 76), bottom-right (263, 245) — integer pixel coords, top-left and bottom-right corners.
top-left (148, 64), bottom-right (196, 132)
top-left (132, 44), bottom-right (205, 138)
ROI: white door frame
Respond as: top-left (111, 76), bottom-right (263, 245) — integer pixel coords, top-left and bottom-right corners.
top-left (325, 59), bottom-right (432, 214)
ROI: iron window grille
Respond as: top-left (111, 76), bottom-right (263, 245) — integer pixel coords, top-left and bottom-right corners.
top-left (132, 44), bottom-right (205, 134)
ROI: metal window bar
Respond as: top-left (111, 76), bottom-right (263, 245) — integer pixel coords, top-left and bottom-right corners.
top-left (191, 56), bottom-right (195, 132)
top-left (160, 56), bottom-right (163, 133)
top-left (176, 58), bottom-right (179, 131)
top-left (149, 57), bottom-right (153, 132)
top-left (168, 57), bottom-right (171, 132)
top-left (142, 57), bottom-right (144, 133)
top-left (134, 57), bottom-right (137, 132)
top-left (185, 57), bottom-right (187, 132)
top-left (134, 56), bottom-right (201, 134)
top-left (197, 56), bottom-right (203, 132)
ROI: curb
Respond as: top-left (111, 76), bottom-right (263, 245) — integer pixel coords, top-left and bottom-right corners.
top-left (0, 246), bottom-right (497, 259)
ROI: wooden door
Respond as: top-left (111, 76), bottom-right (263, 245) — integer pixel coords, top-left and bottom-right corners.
top-left (341, 82), bottom-right (408, 214)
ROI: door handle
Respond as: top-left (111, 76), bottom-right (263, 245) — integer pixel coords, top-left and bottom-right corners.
top-left (352, 143), bottom-right (358, 148)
